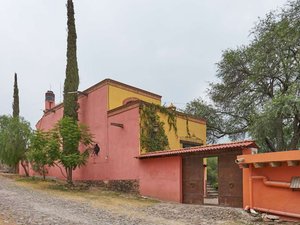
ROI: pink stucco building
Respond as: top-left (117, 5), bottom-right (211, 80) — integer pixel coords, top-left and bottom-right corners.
top-left (25, 79), bottom-right (208, 202)
top-left (21, 79), bottom-right (262, 207)
top-left (19, 78), bottom-right (300, 219)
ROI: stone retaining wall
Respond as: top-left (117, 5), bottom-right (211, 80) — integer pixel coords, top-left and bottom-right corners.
top-left (81, 179), bottom-right (139, 194)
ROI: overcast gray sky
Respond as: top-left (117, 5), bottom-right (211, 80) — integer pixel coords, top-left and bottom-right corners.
top-left (0, 0), bottom-right (287, 127)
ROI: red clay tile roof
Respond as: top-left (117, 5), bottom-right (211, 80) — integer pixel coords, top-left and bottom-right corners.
top-left (136, 140), bottom-right (258, 159)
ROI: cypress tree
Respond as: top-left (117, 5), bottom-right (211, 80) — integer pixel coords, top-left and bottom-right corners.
top-left (63, 0), bottom-right (79, 120)
top-left (12, 73), bottom-right (20, 118)
top-left (62, 0), bottom-right (80, 184)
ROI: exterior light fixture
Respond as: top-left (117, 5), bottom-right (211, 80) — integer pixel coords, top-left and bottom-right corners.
top-left (93, 144), bottom-right (100, 156)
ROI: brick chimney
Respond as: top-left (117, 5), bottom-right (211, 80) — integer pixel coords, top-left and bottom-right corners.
top-left (45, 91), bottom-right (55, 111)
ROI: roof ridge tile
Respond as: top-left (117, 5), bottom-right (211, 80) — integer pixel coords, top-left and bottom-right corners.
top-left (137, 140), bottom-right (258, 159)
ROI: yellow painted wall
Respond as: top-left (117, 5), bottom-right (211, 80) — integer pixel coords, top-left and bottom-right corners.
top-left (107, 83), bottom-right (206, 151)
top-left (159, 112), bottom-right (206, 150)
top-left (108, 85), bottom-right (161, 110)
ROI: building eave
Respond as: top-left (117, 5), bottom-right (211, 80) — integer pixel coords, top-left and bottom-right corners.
top-left (136, 140), bottom-right (258, 159)
top-left (84, 79), bottom-right (162, 100)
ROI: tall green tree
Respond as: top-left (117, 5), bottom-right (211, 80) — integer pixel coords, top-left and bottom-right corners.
top-left (187, 1), bottom-right (300, 152)
top-left (63, 0), bottom-right (79, 120)
top-left (27, 130), bottom-right (60, 180)
top-left (60, 0), bottom-right (82, 184)
top-left (27, 118), bottom-right (93, 183)
top-left (0, 116), bottom-right (31, 175)
top-left (185, 98), bottom-right (224, 144)
top-left (12, 73), bottom-right (19, 118)
top-left (51, 117), bottom-right (93, 184)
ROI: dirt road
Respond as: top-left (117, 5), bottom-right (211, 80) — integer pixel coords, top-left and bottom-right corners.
top-left (0, 175), bottom-right (259, 225)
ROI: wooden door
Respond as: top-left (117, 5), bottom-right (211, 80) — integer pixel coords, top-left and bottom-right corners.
top-left (218, 153), bottom-right (243, 207)
top-left (182, 155), bottom-right (204, 204)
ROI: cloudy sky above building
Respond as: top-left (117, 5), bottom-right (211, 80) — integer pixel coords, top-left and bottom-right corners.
top-left (0, 0), bottom-right (287, 127)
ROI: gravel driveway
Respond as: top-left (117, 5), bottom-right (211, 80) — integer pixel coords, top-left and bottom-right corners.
top-left (0, 175), bottom-right (259, 225)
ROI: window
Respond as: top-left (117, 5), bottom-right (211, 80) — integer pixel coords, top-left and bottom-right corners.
top-left (181, 140), bottom-right (202, 148)
top-left (122, 97), bottom-right (139, 105)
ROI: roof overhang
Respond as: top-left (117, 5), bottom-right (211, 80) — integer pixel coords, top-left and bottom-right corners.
top-left (136, 140), bottom-right (258, 159)
top-left (236, 150), bottom-right (300, 168)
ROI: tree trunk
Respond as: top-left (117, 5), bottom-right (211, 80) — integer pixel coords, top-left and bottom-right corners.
top-left (66, 167), bottom-right (73, 185)
top-left (276, 116), bottom-right (285, 151)
top-left (265, 137), bottom-right (276, 152)
top-left (20, 161), bottom-right (29, 177)
top-left (42, 166), bottom-right (46, 180)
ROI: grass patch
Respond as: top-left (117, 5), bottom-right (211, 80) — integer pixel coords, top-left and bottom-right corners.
top-left (47, 183), bottom-right (70, 191)
top-left (16, 176), bottom-right (43, 183)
